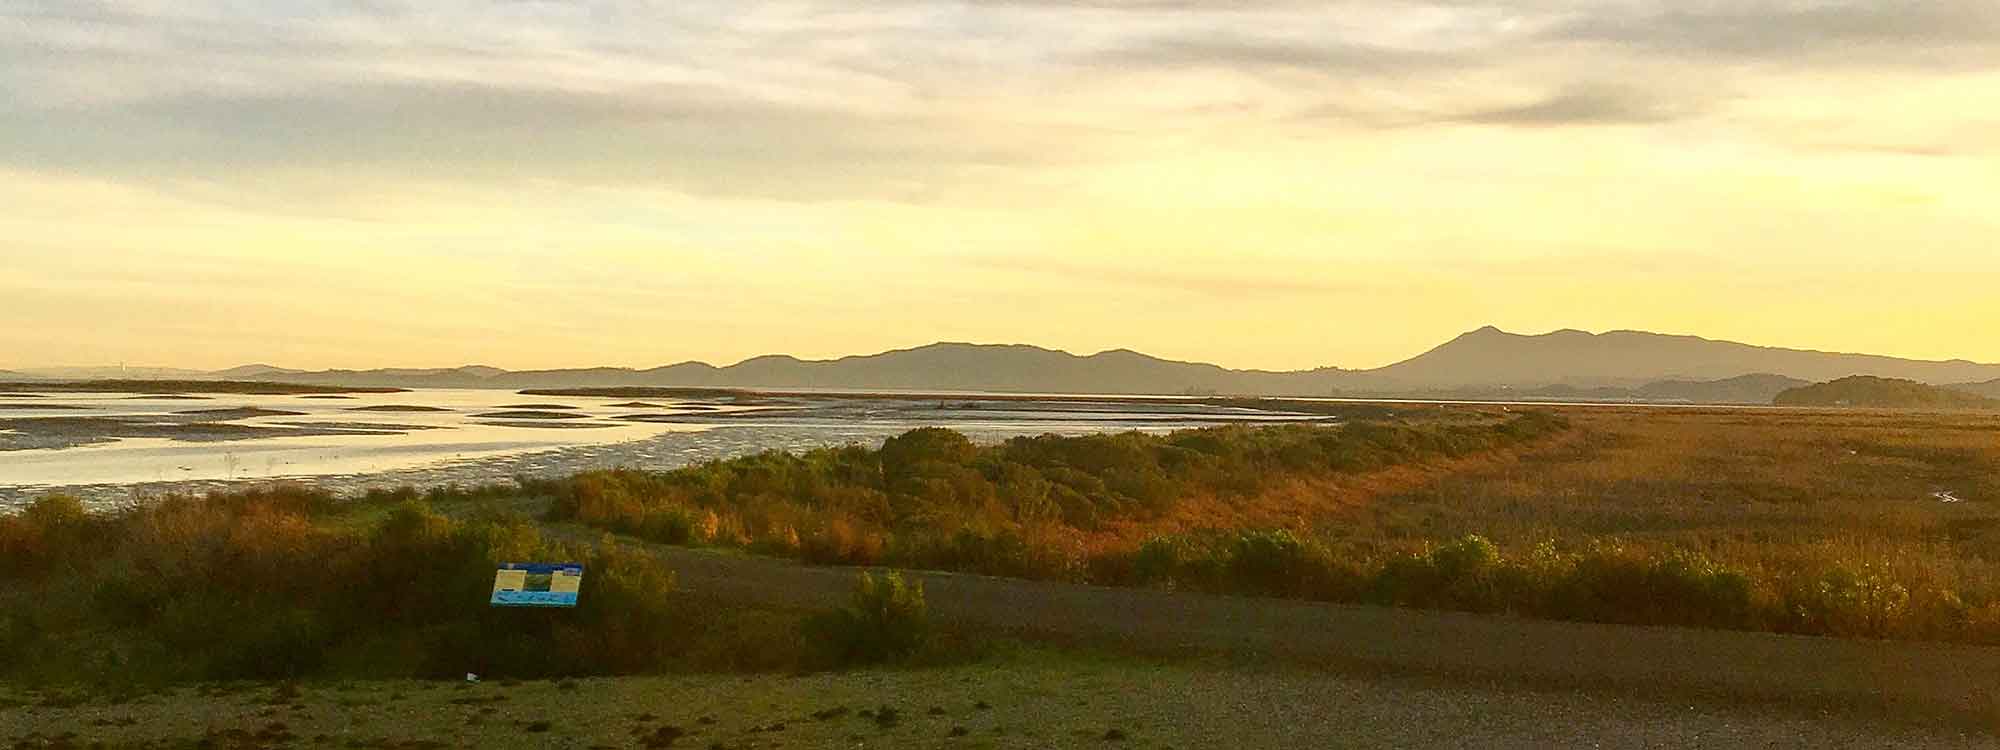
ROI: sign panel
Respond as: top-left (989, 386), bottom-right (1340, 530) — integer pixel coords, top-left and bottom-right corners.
top-left (490, 562), bottom-right (584, 608)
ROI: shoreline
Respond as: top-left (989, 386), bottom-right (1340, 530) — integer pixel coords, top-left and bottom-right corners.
top-left (0, 422), bottom-right (1176, 510)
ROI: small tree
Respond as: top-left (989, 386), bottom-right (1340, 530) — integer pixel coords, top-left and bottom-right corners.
top-left (806, 571), bottom-right (930, 666)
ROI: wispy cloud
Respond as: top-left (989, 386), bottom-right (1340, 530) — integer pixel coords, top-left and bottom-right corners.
top-left (1, 0), bottom-right (1994, 204)
top-left (1451, 86), bottom-right (1694, 128)
top-left (1550, 2), bottom-right (2000, 69)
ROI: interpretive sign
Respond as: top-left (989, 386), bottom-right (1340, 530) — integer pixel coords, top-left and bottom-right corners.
top-left (490, 562), bottom-right (584, 608)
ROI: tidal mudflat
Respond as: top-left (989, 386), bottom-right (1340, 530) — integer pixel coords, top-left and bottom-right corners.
top-left (0, 389), bottom-right (1336, 509)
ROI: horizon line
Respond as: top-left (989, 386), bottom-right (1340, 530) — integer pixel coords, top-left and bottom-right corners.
top-left (8, 325), bottom-right (2000, 375)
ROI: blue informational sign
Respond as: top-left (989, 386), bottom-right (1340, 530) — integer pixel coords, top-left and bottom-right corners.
top-left (490, 562), bottom-right (584, 608)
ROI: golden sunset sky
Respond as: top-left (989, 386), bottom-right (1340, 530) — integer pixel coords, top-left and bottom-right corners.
top-left (3, 1), bottom-right (1997, 371)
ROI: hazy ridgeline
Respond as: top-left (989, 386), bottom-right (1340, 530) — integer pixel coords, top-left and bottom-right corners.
top-left (538, 410), bottom-right (2000, 644)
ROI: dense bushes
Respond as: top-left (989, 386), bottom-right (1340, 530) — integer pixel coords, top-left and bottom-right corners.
top-left (542, 413), bottom-right (1571, 574)
top-left (0, 488), bottom-right (805, 686)
top-left (1090, 530), bottom-right (2000, 642)
top-left (1226, 530), bottom-right (1339, 598)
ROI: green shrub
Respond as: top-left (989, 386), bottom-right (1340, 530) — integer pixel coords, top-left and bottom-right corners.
top-left (1782, 564), bottom-right (1911, 639)
top-left (639, 507), bottom-right (699, 545)
top-left (804, 572), bottom-right (931, 667)
top-left (1133, 537), bottom-right (1184, 585)
top-left (1370, 535), bottom-right (1501, 611)
top-left (1542, 547), bottom-right (1755, 629)
top-left (21, 494), bottom-right (88, 529)
top-left (1227, 530), bottom-right (1322, 597)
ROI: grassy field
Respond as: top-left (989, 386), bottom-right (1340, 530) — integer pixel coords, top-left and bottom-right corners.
top-left (1360, 407), bottom-right (2000, 639)
top-left (4, 653), bottom-right (1990, 750)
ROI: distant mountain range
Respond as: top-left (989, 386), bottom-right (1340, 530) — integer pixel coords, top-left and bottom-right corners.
top-left (10, 327), bottom-right (2000, 402)
top-left (159, 345), bottom-right (1349, 395)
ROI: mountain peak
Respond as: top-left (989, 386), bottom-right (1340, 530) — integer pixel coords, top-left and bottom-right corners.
top-left (1453, 325), bottom-right (1511, 341)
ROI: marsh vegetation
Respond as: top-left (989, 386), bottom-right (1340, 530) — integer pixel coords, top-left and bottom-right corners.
top-left (7, 406), bottom-right (2000, 695)
top-left (536, 408), bottom-right (2000, 643)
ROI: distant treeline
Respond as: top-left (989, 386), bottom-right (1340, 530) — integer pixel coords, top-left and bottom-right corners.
top-left (1774, 376), bottom-right (1999, 410)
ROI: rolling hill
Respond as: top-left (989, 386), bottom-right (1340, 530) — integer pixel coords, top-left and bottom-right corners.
top-left (1367, 327), bottom-right (2000, 388)
top-left (1774, 376), bottom-right (1998, 409)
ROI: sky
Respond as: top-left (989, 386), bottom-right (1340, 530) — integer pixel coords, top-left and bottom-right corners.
top-left (2, 0), bottom-right (1997, 372)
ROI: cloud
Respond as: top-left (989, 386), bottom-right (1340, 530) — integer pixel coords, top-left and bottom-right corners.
top-left (0, 1), bottom-right (1127, 202)
top-left (1551, 2), bottom-right (2000, 69)
top-left (0, 77), bottom-right (1098, 202)
top-left (1451, 86), bottom-right (1692, 127)
top-left (1082, 35), bottom-right (1458, 76)
top-left (0, 0), bottom-right (1994, 207)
